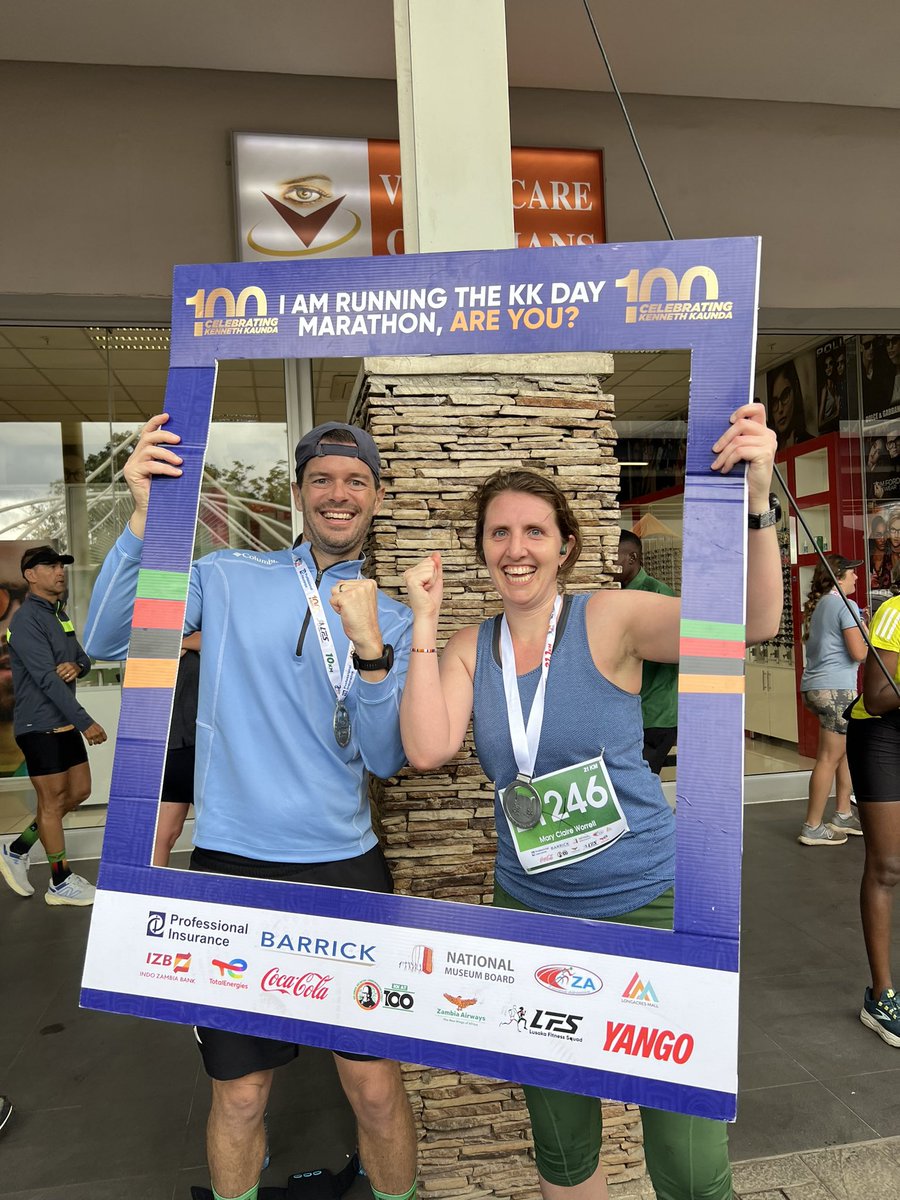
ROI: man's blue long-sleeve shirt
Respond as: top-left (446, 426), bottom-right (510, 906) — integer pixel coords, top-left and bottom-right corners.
top-left (84, 526), bottom-right (412, 862)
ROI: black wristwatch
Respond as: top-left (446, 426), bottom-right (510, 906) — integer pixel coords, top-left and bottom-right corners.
top-left (351, 643), bottom-right (394, 672)
top-left (748, 494), bottom-right (782, 530)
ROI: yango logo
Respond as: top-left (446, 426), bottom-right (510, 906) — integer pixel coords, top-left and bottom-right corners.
top-left (535, 964), bottom-right (602, 997)
top-left (147, 911), bottom-right (166, 937)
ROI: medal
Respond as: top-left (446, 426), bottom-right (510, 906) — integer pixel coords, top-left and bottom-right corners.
top-left (501, 774), bottom-right (542, 830)
top-left (333, 702), bottom-right (352, 748)
top-left (293, 557), bottom-right (360, 749)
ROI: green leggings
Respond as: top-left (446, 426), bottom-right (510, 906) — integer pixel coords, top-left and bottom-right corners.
top-left (494, 883), bottom-right (732, 1199)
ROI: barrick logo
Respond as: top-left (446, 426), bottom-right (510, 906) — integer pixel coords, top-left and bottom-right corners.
top-left (535, 964), bottom-right (602, 997)
top-left (261, 970), bottom-right (332, 1000)
top-left (604, 1021), bottom-right (694, 1064)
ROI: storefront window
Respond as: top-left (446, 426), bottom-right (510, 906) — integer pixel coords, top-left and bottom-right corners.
top-left (0, 325), bottom-right (288, 789)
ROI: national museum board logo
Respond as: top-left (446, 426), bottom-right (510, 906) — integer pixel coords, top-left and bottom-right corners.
top-left (233, 134), bottom-right (605, 263)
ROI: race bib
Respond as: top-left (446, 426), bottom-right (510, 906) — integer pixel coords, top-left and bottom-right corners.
top-left (505, 754), bottom-right (629, 875)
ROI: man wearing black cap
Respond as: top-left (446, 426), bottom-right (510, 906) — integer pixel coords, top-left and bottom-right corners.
top-left (85, 415), bottom-right (418, 1200)
top-left (0, 546), bottom-right (107, 906)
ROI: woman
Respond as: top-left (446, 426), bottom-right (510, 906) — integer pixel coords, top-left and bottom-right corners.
top-left (846, 593), bottom-right (900, 1046)
top-left (400, 404), bottom-right (782, 1200)
top-left (767, 360), bottom-right (810, 454)
top-left (798, 555), bottom-right (867, 845)
top-left (869, 514), bottom-right (892, 592)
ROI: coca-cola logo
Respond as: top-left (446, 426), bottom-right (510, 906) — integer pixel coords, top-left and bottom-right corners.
top-left (260, 969), bottom-right (332, 1000)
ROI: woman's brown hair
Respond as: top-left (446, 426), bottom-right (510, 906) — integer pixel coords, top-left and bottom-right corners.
top-left (801, 553), bottom-right (850, 641)
top-left (470, 469), bottom-right (583, 581)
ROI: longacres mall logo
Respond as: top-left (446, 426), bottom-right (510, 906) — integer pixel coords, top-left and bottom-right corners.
top-left (247, 176), bottom-right (362, 257)
top-left (622, 971), bottom-right (659, 1006)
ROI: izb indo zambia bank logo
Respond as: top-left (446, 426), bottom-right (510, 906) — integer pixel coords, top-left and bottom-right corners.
top-left (616, 266), bottom-right (732, 324)
top-left (185, 287), bottom-right (279, 338)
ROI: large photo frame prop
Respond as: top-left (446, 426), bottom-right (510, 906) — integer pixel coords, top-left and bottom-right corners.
top-left (82, 238), bottom-right (760, 1121)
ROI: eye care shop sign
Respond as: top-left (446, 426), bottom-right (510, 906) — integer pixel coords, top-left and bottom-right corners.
top-left (82, 236), bottom-right (760, 1121)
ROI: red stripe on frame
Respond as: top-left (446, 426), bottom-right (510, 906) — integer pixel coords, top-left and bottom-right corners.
top-left (679, 637), bottom-right (746, 660)
top-left (132, 598), bottom-right (186, 631)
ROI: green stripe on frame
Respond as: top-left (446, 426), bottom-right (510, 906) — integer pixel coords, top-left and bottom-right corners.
top-left (680, 618), bottom-right (745, 642)
top-left (136, 569), bottom-right (189, 601)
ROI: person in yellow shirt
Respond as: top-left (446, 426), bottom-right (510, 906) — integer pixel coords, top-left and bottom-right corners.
top-left (846, 594), bottom-right (900, 1045)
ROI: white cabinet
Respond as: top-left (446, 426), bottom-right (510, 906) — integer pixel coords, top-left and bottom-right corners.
top-left (745, 662), bottom-right (798, 741)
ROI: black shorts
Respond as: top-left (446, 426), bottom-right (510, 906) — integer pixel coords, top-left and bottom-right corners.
top-left (847, 716), bottom-right (900, 803)
top-left (161, 745), bottom-right (194, 805)
top-left (15, 728), bottom-right (87, 777)
top-left (190, 843), bottom-right (394, 1080)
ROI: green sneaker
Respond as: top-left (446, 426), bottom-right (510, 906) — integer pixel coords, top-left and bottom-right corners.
top-left (798, 822), bottom-right (847, 846)
top-left (861, 987), bottom-right (900, 1047)
top-left (829, 811), bottom-right (863, 836)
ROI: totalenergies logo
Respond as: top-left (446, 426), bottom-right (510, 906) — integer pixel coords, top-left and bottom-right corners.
top-left (186, 286), bottom-right (279, 337)
top-left (616, 266), bottom-right (732, 324)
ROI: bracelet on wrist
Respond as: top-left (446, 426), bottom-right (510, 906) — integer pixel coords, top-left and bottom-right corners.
top-left (411, 647), bottom-right (437, 654)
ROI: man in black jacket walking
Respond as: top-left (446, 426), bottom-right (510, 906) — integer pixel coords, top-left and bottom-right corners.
top-left (0, 546), bottom-right (106, 906)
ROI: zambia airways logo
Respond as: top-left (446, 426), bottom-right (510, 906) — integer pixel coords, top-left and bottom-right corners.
top-left (616, 266), bottom-right (732, 324)
top-left (185, 287), bottom-right (279, 338)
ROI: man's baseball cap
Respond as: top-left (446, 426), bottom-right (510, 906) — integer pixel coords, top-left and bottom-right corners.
top-left (21, 545), bottom-right (75, 576)
top-left (294, 422), bottom-right (381, 486)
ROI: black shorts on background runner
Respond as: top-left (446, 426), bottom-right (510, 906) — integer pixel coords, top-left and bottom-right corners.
top-left (190, 844), bottom-right (394, 1079)
top-left (15, 728), bottom-right (87, 777)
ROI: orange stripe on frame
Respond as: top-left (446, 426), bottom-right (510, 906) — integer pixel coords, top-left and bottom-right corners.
top-left (678, 675), bottom-right (745, 695)
top-left (123, 658), bottom-right (179, 689)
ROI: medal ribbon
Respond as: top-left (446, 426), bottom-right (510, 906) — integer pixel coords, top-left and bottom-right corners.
top-left (499, 594), bottom-right (562, 782)
top-left (293, 557), bottom-right (358, 705)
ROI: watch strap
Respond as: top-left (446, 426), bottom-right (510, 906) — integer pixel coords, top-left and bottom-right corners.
top-left (351, 643), bottom-right (394, 672)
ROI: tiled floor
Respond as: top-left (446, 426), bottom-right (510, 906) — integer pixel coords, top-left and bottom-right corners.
top-left (1, 797), bottom-right (898, 1199)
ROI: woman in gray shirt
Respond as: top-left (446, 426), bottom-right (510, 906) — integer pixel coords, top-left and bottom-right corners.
top-left (799, 554), bottom-right (868, 845)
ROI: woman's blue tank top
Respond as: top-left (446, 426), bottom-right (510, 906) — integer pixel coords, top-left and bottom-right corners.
top-left (473, 592), bottom-right (675, 918)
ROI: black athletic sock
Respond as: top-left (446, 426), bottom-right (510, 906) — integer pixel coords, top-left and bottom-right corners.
top-left (47, 852), bottom-right (72, 886)
top-left (10, 822), bottom-right (40, 856)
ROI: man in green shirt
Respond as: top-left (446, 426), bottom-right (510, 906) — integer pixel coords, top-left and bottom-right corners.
top-left (616, 530), bottom-right (678, 774)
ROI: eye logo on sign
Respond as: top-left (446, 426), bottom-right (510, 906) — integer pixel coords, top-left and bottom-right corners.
top-left (616, 266), bottom-right (731, 324)
top-left (147, 911), bottom-right (166, 937)
top-left (246, 180), bottom-right (362, 259)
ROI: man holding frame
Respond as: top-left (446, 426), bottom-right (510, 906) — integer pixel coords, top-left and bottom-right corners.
top-left (84, 416), bottom-right (418, 1200)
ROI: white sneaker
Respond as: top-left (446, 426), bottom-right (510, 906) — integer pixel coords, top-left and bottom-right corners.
top-left (45, 873), bottom-right (95, 907)
top-left (0, 841), bottom-right (34, 897)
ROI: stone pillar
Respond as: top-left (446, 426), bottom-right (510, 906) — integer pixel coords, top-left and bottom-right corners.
top-left (351, 354), bottom-right (649, 1196)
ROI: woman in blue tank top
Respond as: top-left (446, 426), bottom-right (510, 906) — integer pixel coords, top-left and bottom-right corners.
top-left (400, 404), bottom-right (782, 1200)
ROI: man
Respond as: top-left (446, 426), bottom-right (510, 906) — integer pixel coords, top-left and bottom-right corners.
top-left (84, 416), bottom-right (418, 1200)
top-left (615, 530), bottom-right (678, 775)
top-left (0, 547), bottom-right (106, 906)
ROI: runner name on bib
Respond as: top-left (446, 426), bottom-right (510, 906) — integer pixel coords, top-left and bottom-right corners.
top-left (293, 558), bottom-right (358, 747)
top-left (505, 754), bottom-right (630, 875)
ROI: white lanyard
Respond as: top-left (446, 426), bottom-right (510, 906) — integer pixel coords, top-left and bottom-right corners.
top-left (293, 557), bottom-right (358, 704)
top-left (499, 594), bottom-right (562, 781)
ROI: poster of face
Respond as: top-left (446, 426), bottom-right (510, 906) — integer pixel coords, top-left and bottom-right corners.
top-left (0, 539), bottom-right (49, 778)
top-left (766, 354), bottom-right (816, 453)
top-left (860, 334), bottom-right (900, 422)
top-left (814, 337), bottom-right (846, 436)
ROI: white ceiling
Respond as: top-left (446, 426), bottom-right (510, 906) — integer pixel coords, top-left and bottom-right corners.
top-left (3, 0), bottom-right (899, 111)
